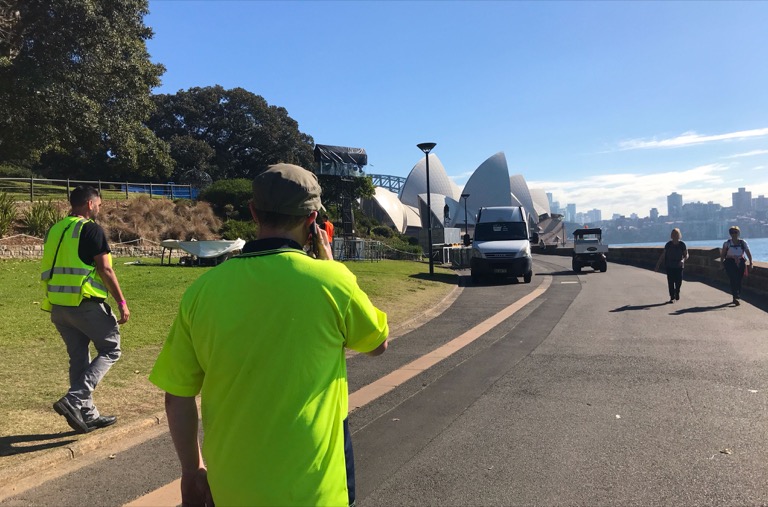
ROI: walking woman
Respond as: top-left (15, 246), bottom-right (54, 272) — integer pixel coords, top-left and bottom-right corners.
top-left (720, 225), bottom-right (753, 306)
top-left (655, 228), bottom-right (689, 303)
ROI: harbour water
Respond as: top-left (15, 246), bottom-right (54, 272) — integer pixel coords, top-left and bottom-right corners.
top-left (612, 237), bottom-right (768, 263)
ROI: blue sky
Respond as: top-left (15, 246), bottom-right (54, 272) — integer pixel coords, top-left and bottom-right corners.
top-left (146, 1), bottom-right (768, 218)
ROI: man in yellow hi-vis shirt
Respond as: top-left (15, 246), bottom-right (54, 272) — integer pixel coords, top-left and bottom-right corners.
top-left (41, 185), bottom-right (130, 434)
top-left (150, 164), bottom-right (388, 507)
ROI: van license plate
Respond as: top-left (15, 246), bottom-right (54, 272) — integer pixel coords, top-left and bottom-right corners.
top-left (493, 268), bottom-right (507, 274)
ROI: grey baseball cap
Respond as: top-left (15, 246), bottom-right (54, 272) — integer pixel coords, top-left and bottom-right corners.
top-left (251, 163), bottom-right (324, 216)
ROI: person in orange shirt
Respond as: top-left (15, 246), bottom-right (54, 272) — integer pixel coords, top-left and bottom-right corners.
top-left (320, 213), bottom-right (334, 243)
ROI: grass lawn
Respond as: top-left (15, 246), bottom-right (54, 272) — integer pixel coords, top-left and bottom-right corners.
top-left (0, 256), bottom-right (457, 448)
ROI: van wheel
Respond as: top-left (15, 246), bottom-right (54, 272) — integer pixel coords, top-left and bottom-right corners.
top-left (599, 262), bottom-right (607, 273)
top-left (523, 271), bottom-right (532, 283)
top-left (572, 259), bottom-right (582, 273)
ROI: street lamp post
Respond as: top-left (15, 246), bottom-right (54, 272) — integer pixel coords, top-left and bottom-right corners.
top-left (417, 142), bottom-right (437, 275)
top-left (460, 193), bottom-right (470, 239)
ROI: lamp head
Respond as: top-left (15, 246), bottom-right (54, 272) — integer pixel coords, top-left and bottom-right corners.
top-left (461, 193), bottom-right (470, 199)
top-left (417, 142), bottom-right (437, 154)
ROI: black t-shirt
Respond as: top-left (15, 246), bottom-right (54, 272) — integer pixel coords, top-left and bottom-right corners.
top-left (664, 240), bottom-right (687, 269)
top-left (78, 221), bottom-right (110, 266)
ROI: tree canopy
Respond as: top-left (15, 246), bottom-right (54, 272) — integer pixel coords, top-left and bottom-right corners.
top-left (0, 0), bottom-right (172, 180)
top-left (146, 86), bottom-right (316, 182)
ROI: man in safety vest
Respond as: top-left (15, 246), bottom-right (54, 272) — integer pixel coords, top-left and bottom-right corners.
top-left (41, 185), bottom-right (130, 434)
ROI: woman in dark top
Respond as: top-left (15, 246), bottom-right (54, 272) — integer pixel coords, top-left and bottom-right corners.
top-left (654, 228), bottom-right (689, 303)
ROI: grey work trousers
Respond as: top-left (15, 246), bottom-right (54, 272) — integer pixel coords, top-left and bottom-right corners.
top-left (51, 299), bottom-right (121, 421)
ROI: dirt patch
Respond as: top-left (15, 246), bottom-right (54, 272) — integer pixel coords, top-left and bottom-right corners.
top-left (3, 197), bottom-right (223, 244)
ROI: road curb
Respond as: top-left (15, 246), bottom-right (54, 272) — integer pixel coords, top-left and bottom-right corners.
top-left (0, 410), bottom-right (167, 501)
top-left (389, 282), bottom-right (464, 340)
top-left (345, 282), bottom-right (464, 360)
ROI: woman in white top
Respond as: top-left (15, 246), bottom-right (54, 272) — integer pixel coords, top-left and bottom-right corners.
top-left (719, 225), bottom-right (753, 305)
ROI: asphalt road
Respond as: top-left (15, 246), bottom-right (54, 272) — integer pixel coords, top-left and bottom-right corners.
top-left (4, 255), bottom-right (768, 506)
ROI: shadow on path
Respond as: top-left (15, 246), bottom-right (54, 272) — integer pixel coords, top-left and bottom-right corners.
top-left (0, 432), bottom-right (76, 457)
top-left (610, 302), bottom-right (672, 312)
top-left (669, 302), bottom-right (734, 315)
top-left (409, 272), bottom-right (460, 285)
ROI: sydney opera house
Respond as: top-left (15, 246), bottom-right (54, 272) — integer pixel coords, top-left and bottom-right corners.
top-left (362, 151), bottom-right (554, 239)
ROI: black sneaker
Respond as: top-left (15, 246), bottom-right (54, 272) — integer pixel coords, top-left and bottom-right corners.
top-left (53, 397), bottom-right (91, 434)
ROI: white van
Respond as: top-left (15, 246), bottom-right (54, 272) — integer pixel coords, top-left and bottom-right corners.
top-left (470, 206), bottom-right (537, 283)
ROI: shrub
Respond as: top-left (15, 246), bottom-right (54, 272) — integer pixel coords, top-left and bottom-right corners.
top-left (220, 219), bottom-right (259, 241)
top-left (198, 179), bottom-right (252, 220)
top-left (22, 200), bottom-right (63, 237)
top-left (372, 225), bottom-right (394, 238)
top-left (0, 192), bottom-right (17, 237)
top-left (0, 164), bottom-right (37, 178)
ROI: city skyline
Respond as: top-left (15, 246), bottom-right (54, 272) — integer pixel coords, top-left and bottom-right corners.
top-left (552, 184), bottom-right (765, 224)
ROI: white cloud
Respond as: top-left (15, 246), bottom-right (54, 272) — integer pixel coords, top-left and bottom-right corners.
top-left (619, 128), bottom-right (768, 150)
top-left (722, 150), bottom-right (768, 159)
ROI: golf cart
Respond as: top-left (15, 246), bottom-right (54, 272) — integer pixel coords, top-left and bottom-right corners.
top-left (572, 227), bottom-right (608, 273)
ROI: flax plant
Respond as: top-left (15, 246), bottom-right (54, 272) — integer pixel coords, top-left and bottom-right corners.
top-left (22, 200), bottom-right (62, 237)
top-left (0, 192), bottom-right (17, 237)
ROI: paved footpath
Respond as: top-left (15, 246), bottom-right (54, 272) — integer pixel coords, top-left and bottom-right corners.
top-left (3, 255), bottom-right (768, 506)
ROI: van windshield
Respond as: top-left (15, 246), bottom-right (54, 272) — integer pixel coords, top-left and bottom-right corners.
top-left (474, 222), bottom-right (528, 241)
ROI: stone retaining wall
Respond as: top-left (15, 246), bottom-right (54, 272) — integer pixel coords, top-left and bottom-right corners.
top-left (0, 243), bottom-right (163, 260)
top-left (538, 245), bottom-right (768, 297)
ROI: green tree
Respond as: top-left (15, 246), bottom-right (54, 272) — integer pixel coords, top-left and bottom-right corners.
top-left (146, 86), bottom-right (315, 181)
top-left (0, 0), bottom-right (172, 180)
top-left (317, 175), bottom-right (376, 216)
top-left (168, 135), bottom-right (214, 179)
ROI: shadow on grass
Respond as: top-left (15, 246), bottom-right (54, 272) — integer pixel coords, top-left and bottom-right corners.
top-left (610, 302), bottom-right (672, 312)
top-left (670, 302), bottom-right (734, 315)
top-left (409, 272), bottom-right (459, 285)
top-left (0, 432), bottom-right (76, 457)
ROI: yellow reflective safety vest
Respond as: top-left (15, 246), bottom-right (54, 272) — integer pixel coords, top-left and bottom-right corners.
top-left (40, 216), bottom-right (110, 310)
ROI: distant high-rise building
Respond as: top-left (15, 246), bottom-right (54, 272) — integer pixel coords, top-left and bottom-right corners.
top-left (586, 208), bottom-right (602, 223)
top-left (682, 201), bottom-right (721, 221)
top-left (612, 213), bottom-right (623, 221)
top-left (566, 203), bottom-right (576, 222)
top-left (732, 187), bottom-right (752, 212)
top-left (650, 208), bottom-right (659, 221)
top-left (630, 213), bottom-right (638, 220)
top-left (667, 192), bottom-right (683, 217)
top-left (755, 195), bottom-right (768, 211)
top-left (546, 192), bottom-right (553, 206)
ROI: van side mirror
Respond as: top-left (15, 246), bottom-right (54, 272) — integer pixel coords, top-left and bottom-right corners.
top-left (463, 233), bottom-right (471, 247)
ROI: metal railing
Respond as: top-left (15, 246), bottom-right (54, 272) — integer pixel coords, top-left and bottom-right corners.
top-left (0, 178), bottom-right (198, 201)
